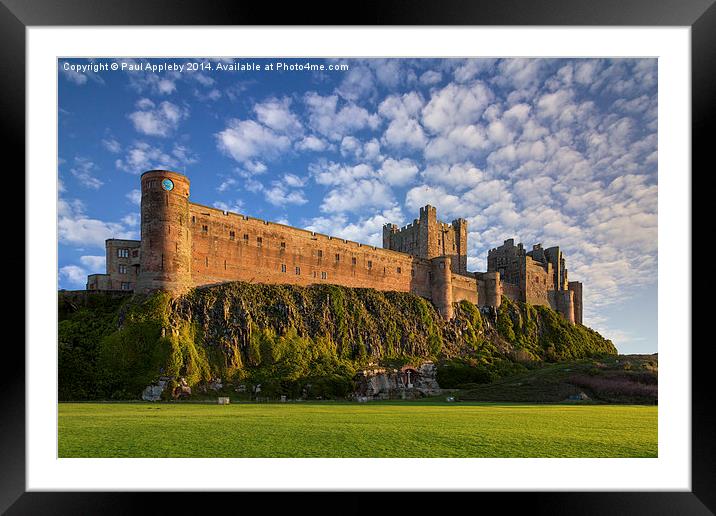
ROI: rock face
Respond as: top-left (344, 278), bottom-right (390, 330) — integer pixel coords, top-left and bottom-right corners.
top-left (141, 377), bottom-right (169, 401)
top-left (353, 361), bottom-right (441, 400)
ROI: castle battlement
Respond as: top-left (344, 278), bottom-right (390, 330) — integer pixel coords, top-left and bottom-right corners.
top-left (87, 170), bottom-right (582, 324)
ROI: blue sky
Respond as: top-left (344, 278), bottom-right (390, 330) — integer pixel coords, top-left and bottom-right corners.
top-left (58, 57), bottom-right (658, 354)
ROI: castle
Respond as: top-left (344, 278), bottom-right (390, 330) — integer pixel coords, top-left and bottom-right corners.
top-left (86, 170), bottom-right (583, 324)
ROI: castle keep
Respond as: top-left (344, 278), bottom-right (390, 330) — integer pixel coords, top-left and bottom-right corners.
top-left (86, 170), bottom-right (583, 324)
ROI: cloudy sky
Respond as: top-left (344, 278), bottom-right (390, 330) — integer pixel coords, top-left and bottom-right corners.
top-left (58, 57), bottom-right (657, 354)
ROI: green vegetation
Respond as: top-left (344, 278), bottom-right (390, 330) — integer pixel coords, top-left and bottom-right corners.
top-left (456, 354), bottom-right (657, 404)
top-left (57, 402), bottom-right (657, 458)
top-left (58, 284), bottom-right (617, 400)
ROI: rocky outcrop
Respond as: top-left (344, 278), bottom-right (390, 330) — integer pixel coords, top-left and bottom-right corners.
top-left (141, 377), bottom-right (169, 401)
top-left (353, 361), bottom-right (441, 400)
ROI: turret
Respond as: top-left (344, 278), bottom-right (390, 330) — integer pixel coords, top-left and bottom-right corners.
top-left (430, 256), bottom-right (453, 319)
top-left (482, 271), bottom-right (502, 308)
top-left (382, 223), bottom-right (397, 250)
top-left (568, 281), bottom-right (583, 325)
top-left (451, 218), bottom-right (468, 274)
top-left (136, 170), bottom-right (192, 294)
top-left (554, 289), bottom-right (575, 324)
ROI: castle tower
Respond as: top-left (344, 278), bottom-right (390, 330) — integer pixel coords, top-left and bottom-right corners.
top-left (482, 271), bottom-right (502, 308)
top-left (382, 223), bottom-right (397, 250)
top-left (568, 281), bottom-right (583, 325)
top-left (136, 170), bottom-right (192, 295)
top-left (419, 204), bottom-right (438, 259)
top-left (451, 218), bottom-right (468, 274)
top-left (430, 256), bottom-right (454, 319)
top-left (554, 289), bottom-right (575, 324)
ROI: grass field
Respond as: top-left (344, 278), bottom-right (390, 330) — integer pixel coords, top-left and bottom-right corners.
top-left (58, 401), bottom-right (657, 458)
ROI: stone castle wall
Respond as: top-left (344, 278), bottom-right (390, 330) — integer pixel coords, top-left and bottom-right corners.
top-left (86, 170), bottom-right (583, 324)
top-left (187, 200), bottom-right (434, 300)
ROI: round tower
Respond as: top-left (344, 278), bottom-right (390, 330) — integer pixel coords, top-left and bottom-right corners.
top-left (482, 271), bottom-right (502, 308)
top-left (430, 256), bottom-right (454, 320)
top-left (136, 170), bottom-right (192, 295)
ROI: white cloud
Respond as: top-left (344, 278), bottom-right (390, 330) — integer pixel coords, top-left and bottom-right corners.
top-left (283, 174), bottom-right (307, 188)
top-left (311, 161), bottom-right (375, 187)
top-left (419, 70), bottom-right (442, 86)
top-left (58, 198), bottom-right (138, 248)
top-left (121, 213), bottom-right (140, 226)
top-left (254, 97), bottom-right (302, 135)
top-left (101, 138), bottom-right (122, 153)
top-left (213, 199), bottom-right (245, 213)
top-left (340, 137), bottom-right (383, 162)
top-left (115, 142), bottom-right (198, 175)
top-left (126, 189), bottom-right (141, 205)
top-left (305, 206), bottom-right (404, 247)
top-left (80, 255), bottom-right (106, 272)
top-left (128, 99), bottom-right (189, 137)
top-left (453, 59), bottom-right (497, 83)
top-left (378, 158), bottom-right (419, 187)
top-left (217, 178), bottom-right (237, 193)
top-left (216, 119), bottom-right (291, 163)
top-left (264, 183), bottom-right (308, 206)
top-left (421, 162), bottom-right (485, 191)
top-left (304, 92), bottom-right (380, 141)
top-left (422, 81), bottom-right (494, 134)
top-left (383, 118), bottom-right (427, 150)
top-left (59, 265), bottom-right (88, 287)
top-left (295, 135), bottom-right (331, 152)
top-left (70, 157), bottom-right (103, 189)
top-left (405, 184), bottom-right (462, 218)
top-left (321, 179), bottom-right (394, 214)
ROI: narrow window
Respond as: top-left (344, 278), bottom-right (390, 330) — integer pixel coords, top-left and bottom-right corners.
top-left (335, 253), bottom-right (340, 262)
top-left (243, 234), bottom-right (249, 244)
top-left (121, 282), bottom-right (131, 290)
top-left (351, 257), bottom-right (357, 265)
top-left (397, 267), bottom-right (401, 274)
top-left (321, 271), bottom-right (327, 280)
top-left (281, 242), bottom-right (286, 250)
top-left (191, 216), bottom-right (196, 224)
top-left (367, 260), bottom-right (372, 270)
top-left (224, 260), bottom-right (227, 270)
top-left (257, 237), bottom-right (263, 248)
top-left (118, 264), bottom-right (127, 274)
top-left (202, 224), bottom-right (208, 234)
top-left (313, 271), bottom-right (317, 278)
top-left (281, 264), bottom-right (286, 273)
top-left (295, 266), bottom-right (301, 275)
top-left (230, 230), bottom-right (235, 241)
top-left (317, 250), bottom-right (323, 258)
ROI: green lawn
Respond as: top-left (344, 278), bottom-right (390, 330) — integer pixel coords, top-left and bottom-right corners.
top-left (58, 402), bottom-right (657, 458)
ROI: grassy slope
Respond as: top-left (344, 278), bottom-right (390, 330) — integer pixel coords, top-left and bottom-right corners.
top-left (58, 402), bottom-right (657, 458)
top-left (456, 354), bottom-right (658, 404)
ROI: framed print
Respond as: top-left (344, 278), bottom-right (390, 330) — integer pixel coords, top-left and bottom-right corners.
top-left (4, 0), bottom-right (711, 513)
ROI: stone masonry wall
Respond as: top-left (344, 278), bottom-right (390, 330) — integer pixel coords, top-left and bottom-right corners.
top-left (188, 202), bottom-right (434, 299)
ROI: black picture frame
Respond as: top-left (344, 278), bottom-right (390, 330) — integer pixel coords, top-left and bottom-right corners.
top-left (3, 0), bottom-right (708, 513)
